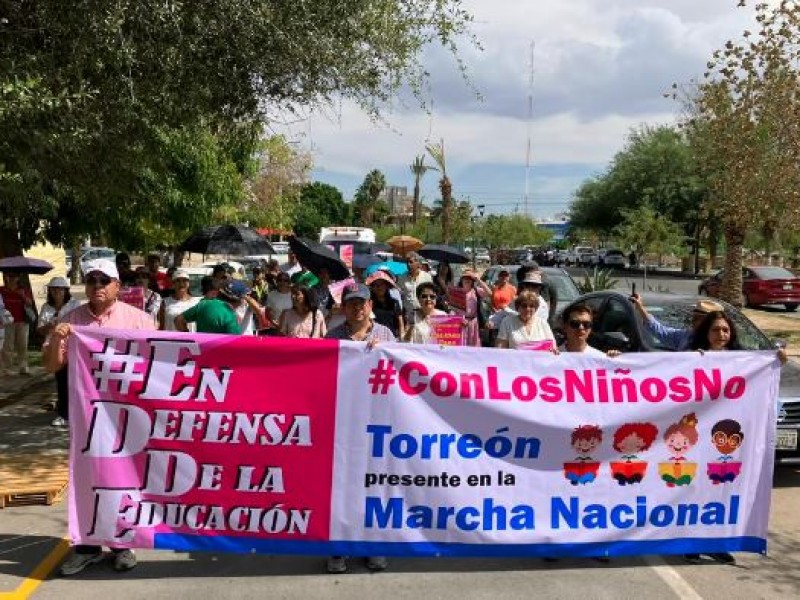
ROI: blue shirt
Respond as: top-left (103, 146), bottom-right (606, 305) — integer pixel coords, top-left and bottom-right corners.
top-left (645, 314), bottom-right (693, 350)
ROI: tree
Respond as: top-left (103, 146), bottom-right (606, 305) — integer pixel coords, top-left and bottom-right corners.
top-left (245, 135), bottom-right (313, 232)
top-left (293, 183), bottom-right (350, 238)
top-left (569, 126), bottom-right (707, 246)
top-left (614, 205), bottom-right (685, 267)
top-left (410, 155), bottom-right (433, 223)
top-left (426, 139), bottom-right (453, 243)
top-left (683, 1), bottom-right (800, 306)
top-left (0, 1), bottom-right (476, 256)
top-left (480, 214), bottom-right (550, 249)
top-left (352, 169), bottom-right (387, 226)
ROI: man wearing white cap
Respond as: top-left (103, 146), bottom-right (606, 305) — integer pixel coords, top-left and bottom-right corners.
top-left (42, 258), bottom-right (155, 576)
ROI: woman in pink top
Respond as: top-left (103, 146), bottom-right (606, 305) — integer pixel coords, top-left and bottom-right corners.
top-left (279, 283), bottom-right (326, 338)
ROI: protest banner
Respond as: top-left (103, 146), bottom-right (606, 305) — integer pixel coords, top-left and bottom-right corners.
top-left (119, 286), bottom-right (145, 311)
top-left (68, 329), bottom-right (779, 558)
top-left (329, 278), bottom-right (356, 305)
top-left (447, 286), bottom-right (467, 311)
top-left (428, 314), bottom-right (464, 346)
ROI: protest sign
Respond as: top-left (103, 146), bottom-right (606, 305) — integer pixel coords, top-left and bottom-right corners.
top-left (517, 340), bottom-right (555, 352)
top-left (447, 286), bottom-right (467, 311)
top-left (428, 314), bottom-right (463, 346)
top-left (339, 245), bottom-right (354, 270)
top-left (68, 329), bottom-right (778, 558)
top-left (119, 287), bottom-right (145, 311)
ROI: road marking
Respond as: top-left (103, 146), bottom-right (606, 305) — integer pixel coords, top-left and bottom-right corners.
top-left (643, 555), bottom-right (704, 600)
top-left (0, 538), bottom-right (70, 600)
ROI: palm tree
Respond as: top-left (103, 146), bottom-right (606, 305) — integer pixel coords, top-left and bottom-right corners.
top-left (356, 169), bottom-right (386, 225)
top-left (426, 139), bottom-right (452, 243)
top-left (410, 155), bottom-right (433, 224)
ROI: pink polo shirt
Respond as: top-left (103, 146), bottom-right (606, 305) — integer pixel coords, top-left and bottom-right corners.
top-left (46, 300), bottom-right (156, 363)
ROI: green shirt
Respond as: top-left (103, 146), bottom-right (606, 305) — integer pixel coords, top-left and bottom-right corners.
top-left (181, 298), bottom-right (241, 334)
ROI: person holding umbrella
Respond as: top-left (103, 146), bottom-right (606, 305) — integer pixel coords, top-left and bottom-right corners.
top-left (366, 270), bottom-right (404, 338)
top-left (0, 270), bottom-right (35, 375)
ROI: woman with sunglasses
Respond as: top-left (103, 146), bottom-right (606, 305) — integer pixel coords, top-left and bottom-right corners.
top-left (405, 282), bottom-right (447, 344)
top-left (279, 284), bottom-right (326, 338)
top-left (495, 290), bottom-right (555, 350)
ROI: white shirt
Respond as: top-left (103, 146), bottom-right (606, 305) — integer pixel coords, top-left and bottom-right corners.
top-left (408, 309), bottom-right (447, 344)
top-left (497, 314), bottom-right (555, 349)
top-left (162, 296), bottom-right (201, 331)
top-left (558, 343), bottom-right (605, 357)
top-left (39, 298), bottom-right (82, 328)
top-left (488, 297), bottom-right (549, 329)
top-left (266, 291), bottom-right (293, 323)
top-left (399, 271), bottom-right (433, 312)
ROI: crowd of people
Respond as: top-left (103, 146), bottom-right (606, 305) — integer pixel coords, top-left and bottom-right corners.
top-left (0, 246), bottom-right (789, 576)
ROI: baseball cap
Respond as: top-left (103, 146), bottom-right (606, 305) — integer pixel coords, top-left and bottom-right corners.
top-left (342, 282), bottom-right (371, 303)
top-left (519, 271), bottom-right (543, 286)
top-left (84, 259), bottom-right (119, 281)
top-left (47, 276), bottom-right (70, 288)
top-left (218, 280), bottom-right (250, 302)
top-left (693, 299), bottom-right (724, 314)
top-left (172, 269), bottom-right (190, 281)
top-left (498, 268), bottom-right (510, 275)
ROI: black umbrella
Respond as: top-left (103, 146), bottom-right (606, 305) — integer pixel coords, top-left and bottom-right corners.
top-left (418, 244), bottom-right (470, 264)
top-left (0, 256), bottom-right (54, 275)
top-left (288, 236), bottom-right (350, 281)
top-left (178, 225), bottom-right (274, 256)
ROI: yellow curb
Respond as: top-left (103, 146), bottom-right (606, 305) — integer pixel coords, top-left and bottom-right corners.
top-left (0, 538), bottom-right (70, 599)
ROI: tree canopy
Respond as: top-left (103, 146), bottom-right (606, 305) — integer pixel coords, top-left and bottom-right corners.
top-left (0, 0), bottom-right (475, 255)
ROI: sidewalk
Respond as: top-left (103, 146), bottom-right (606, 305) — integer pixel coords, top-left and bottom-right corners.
top-left (0, 367), bottom-right (53, 407)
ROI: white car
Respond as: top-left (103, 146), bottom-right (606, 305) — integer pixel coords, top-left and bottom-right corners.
top-left (602, 249), bottom-right (627, 268)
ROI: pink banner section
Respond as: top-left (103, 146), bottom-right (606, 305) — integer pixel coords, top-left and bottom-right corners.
top-left (517, 340), bottom-right (555, 352)
top-left (67, 328), bottom-right (340, 551)
top-left (428, 315), bottom-right (464, 346)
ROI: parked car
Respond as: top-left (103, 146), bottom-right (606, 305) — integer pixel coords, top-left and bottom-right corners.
top-left (577, 248), bottom-right (600, 267)
top-left (560, 290), bottom-right (800, 464)
top-left (602, 249), bottom-right (627, 268)
top-left (699, 266), bottom-right (800, 311)
top-left (67, 247), bottom-right (116, 280)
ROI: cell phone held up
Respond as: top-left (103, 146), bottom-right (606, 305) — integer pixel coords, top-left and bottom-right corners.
top-left (629, 283), bottom-right (637, 302)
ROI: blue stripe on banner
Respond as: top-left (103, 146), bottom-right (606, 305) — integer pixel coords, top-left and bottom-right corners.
top-left (154, 534), bottom-right (765, 557)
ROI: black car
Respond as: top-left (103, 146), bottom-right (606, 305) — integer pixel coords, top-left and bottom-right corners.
top-left (561, 291), bottom-right (800, 464)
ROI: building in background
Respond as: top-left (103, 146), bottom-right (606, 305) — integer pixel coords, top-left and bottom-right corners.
top-left (537, 215), bottom-right (570, 243)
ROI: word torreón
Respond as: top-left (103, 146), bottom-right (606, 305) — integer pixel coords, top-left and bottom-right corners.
top-left (388, 363), bottom-right (746, 404)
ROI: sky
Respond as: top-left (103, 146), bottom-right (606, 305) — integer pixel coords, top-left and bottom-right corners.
top-left (275, 0), bottom-right (768, 220)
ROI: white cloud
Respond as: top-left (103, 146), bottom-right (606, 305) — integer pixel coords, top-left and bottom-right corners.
top-left (275, 1), bottom-right (771, 215)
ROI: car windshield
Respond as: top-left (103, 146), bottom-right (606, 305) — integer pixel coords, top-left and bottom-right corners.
top-left (545, 271), bottom-right (580, 303)
top-left (642, 300), bottom-right (772, 351)
top-left (752, 267), bottom-right (796, 279)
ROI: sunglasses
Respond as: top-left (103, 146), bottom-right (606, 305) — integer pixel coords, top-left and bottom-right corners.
top-left (86, 274), bottom-right (112, 287)
top-left (568, 319), bottom-right (592, 330)
top-left (419, 293), bottom-right (437, 300)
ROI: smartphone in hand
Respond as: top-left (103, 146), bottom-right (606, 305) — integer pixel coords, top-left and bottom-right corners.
top-left (630, 282), bottom-right (637, 302)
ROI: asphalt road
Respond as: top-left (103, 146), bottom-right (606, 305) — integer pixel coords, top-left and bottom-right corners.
top-left (1, 377), bottom-right (800, 599)
top-left (566, 267), bottom-right (800, 320)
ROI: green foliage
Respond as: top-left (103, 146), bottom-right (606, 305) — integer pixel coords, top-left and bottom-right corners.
top-left (577, 268), bottom-right (619, 294)
top-left (293, 183), bottom-right (350, 238)
top-left (480, 214), bottom-right (551, 249)
top-left (0, 0), bottom-right (476, 253)
top-left (569, 125), bottom-right (706, 240)
top-left (614, 205), bottom-right (685, 262)
top-left (353, 169), bottom-right (387, 226)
